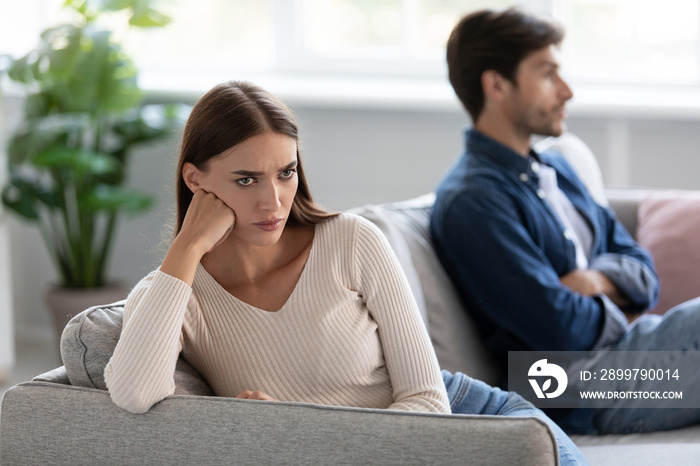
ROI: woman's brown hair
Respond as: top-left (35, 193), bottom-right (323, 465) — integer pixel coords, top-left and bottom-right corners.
top-left (175, 81), bottom-right (336, 234)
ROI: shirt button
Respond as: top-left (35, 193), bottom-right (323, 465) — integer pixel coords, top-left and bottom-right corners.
top-left (519, 173), bottom-right (529, 182)
top-left (531, 162), bottom-right (541, 173)
top-left (564, 230), bottom-right (574, 240)
top-left (537, 189), bottom-right (546, 199)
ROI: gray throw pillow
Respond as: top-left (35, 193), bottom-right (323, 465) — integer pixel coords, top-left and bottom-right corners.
top-left (60, 302), bottom-right (214, 396)
top-left (33, 365), bottom-right (71, 385)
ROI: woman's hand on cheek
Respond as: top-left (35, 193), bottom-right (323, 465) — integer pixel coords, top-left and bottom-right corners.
top-left (179, 189), bottom-right (236, 256)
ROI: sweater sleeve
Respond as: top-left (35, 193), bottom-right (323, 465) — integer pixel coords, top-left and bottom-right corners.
top-left (354, 218), bottom-right (451, 414)
top-left (104, 269), bottom-right (194, 413)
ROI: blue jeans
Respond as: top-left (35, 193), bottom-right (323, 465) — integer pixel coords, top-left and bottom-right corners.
top-left (589, 297), bottom-right (700, 434)
top-left (443, 370), bottom-right (589, 466)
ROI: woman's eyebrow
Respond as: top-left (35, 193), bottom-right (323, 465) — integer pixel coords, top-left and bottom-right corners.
top-left (231, 161), bottom-right (298, 177)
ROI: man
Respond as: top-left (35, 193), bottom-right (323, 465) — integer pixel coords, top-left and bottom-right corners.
top-left (431, 7), bottom-right (700, 434)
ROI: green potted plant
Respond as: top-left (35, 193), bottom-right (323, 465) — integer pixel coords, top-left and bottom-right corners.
top-left (1, 0), bottom-right (177, 340)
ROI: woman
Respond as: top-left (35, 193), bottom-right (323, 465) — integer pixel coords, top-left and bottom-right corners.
top-left (104, 81), bottom-right (587, 464)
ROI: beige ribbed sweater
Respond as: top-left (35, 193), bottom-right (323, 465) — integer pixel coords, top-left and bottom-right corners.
top-left (104, 214), bottom-right (450, 414)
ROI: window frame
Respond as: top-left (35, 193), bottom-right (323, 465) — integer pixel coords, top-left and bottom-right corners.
top-left (4, 0), bottom-right (700, 119)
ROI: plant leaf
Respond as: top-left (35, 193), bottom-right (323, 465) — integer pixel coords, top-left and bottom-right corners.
top-left (23, 92), bottom-right (53, 119)
top-left (7, 55), bottom-right (33, 83)
top-left (129, 5), bottom-right (171, 27)
top-left (111, 103), bottom-right (180, 146)
top-left (34, 147), bottom-right (119, 179)
top-left (1, 171), bottom-right (60, 220)
top-left (41, 24), bottom-right (84, 80)
top-left (1, 183), bottom-right (40, 220)
top-left (64, 0), bottom-right (171, 28)
top-left (97, 0), bottom-right (134, 11)
top-left (87, 185), bottom-right (153, 213)
top-left (7, 112), bottom-right (89, 165)
top-left (97, 42), bottom-right (142, 112)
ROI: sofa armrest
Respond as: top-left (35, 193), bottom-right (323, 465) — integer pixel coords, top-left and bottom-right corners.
top-left (1, 382), bottom-right (558, 466)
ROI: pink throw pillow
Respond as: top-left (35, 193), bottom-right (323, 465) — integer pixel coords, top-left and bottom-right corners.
top-left (636, 193), bottom-right (700, 314)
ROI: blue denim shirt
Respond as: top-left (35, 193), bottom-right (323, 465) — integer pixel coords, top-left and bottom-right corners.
top-left (431, 129), bottom-right (659, 365)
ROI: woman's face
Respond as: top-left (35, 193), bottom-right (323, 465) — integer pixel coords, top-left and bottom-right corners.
top-left (187, 132), bottom-right (299, 247)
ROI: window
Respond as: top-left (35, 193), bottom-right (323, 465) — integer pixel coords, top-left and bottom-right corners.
top-left (122, 0), bottom-right (514, 78)
top-left (3, 1), bottom-right (700, 92)
top-left (557, 0), bottom-right (700, 85)
top-left (0, 1), bottom-right (64, 60)
top-left (124, 0), bottom-right (276, 72)
top-left (281, 0), bottom-right (513, 76)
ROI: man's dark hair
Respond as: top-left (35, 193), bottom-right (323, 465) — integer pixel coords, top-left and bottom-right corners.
top-left (446, 8), bottom-right (564, 123)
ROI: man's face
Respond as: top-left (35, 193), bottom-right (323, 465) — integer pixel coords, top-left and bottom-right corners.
top-left (503, 45), bottom-right (574, 137)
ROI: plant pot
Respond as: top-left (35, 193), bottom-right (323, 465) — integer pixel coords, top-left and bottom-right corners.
top-left (45, 283), bottom-right (129, 345)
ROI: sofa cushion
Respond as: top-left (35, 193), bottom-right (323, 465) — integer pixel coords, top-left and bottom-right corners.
top-left (60, 302), bottom-right (214, 396)
top-left (572, 423), bottom-right (700, 446)
top-left (534, 132), bottom-right (608, 207)
top-left (636, 192), bottom-right (700, 314)
top-left (351, 194), bottom-right (498, 386)
top-left (578, 443), bottom-right (700, 466)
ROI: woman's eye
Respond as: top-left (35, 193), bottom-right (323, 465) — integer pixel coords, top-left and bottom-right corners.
top-left (280, 169), bottom-right (296, 179)
top-left (237, 177), bottom-right (254, 186)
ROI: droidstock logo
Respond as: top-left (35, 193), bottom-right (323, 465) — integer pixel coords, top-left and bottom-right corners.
top-left (528, 359), bottom-right (568, 399)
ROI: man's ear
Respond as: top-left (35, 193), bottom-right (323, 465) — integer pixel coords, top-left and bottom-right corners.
top-left (481, 70), bottom-right (511, 102)
top-left (182, 162), bottom-right (201, 193)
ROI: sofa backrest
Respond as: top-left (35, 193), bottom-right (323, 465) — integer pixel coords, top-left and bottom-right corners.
top-left (534, 133), bottom-right (608, 206)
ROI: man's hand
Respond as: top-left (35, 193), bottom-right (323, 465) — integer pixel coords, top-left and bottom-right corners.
top-left (560, 269), bottom-right (630, 309)
top-left (235, 390), bottom-right (278, 401)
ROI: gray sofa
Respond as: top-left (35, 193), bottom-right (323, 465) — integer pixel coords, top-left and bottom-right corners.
top-left (3, 135), bottom-right (700, 465)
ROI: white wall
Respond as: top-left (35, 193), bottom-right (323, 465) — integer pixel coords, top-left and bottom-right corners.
top-left (0, 221), bottom-right (14, 376)
top-left (5, 92), bottom-right (700, 335)
top-left (563, 118), bottom-right (700, 189)
top-left (0, 89), bottom-right (16, 376)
